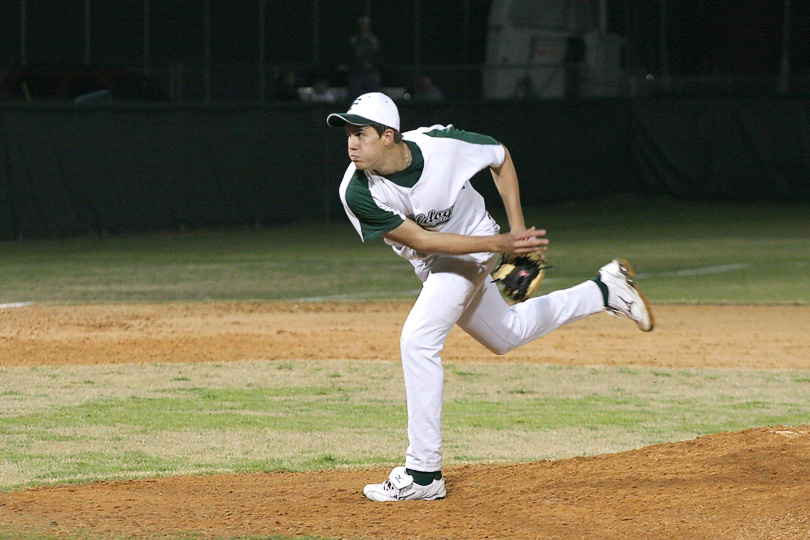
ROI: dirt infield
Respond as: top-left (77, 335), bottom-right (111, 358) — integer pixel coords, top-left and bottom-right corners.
top-left (1, 302), bottom-right (809, 539)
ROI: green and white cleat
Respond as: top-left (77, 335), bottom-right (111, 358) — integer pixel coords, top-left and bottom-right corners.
top-left (597, 258), bottom-right (654, 332)
top-left (363, 466), bottom-right (446, 501)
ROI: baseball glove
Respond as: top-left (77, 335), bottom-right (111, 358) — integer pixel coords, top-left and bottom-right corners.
top-left (492, 253), bottom-right (551, 303)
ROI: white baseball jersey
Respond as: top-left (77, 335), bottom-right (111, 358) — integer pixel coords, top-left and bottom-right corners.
top-left (339, 125), bottom-right (506, 268)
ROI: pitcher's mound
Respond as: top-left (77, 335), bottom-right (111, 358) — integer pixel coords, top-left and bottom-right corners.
top-left (1, 426), bottom-right (808, 539)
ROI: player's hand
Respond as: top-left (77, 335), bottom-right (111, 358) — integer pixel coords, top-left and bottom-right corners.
top-left (507, 227), bottom-right (548, 257)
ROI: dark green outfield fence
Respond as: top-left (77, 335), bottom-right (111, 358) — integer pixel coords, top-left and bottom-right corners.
top-left (1, 99), bottom-right (808, 239)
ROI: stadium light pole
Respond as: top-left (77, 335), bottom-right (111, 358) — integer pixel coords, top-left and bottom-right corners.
top-left (313, 0), bottom-right (320, 64)
top-left (462, 0), bottom-right (470, 98)
top-left (259, 0), bottom-right (266, 103)
top-left (204, 0), bottom-right (211, 103)
top-left (84, 0), bottom-right (91, 65)
top-left (414, 0), bottom-right (422, 80)
top-left (19, 0), bottom-right (27, 65)
top-left (778, 0), bottom-right (792, 93)
top-left (143, 0), bottom-right (151, 75)
top-left (659, 0), bottom-right (668, 78)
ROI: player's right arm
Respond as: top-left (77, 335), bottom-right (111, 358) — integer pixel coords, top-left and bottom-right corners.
top-left (490, 146), bottom-right (527, 233)
top-left (383, 218), bottom-right (546, 256)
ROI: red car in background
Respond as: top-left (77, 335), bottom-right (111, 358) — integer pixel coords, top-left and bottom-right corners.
top-left (0, 63), bottom-right (168, 102)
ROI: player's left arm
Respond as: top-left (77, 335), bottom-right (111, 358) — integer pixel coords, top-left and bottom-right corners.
top-left (490, 145), bottom-right (527, 233)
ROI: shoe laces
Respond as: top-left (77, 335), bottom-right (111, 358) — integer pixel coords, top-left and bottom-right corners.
top-left (381, 480), bottom-right (406, 499)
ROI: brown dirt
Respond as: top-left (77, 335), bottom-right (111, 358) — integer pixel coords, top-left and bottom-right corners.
top-left (1, 302), bottom-right (809, 539)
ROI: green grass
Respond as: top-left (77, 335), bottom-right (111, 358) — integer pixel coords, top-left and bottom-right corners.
top-left (0, 360), bottom-right (808, 491)
top-left (517, 197), bottom-right (810, 304)
top-left (0, 197), bottom-right (808, 304)
top-left (1, 198), bottom-right (808, 539)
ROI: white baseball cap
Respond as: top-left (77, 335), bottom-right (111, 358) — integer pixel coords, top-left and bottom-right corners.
top-left (326, 92), bottom-right (400, 132)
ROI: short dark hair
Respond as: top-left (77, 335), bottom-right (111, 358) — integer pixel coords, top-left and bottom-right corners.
top-left (369, 122), bottom-right (403, 143)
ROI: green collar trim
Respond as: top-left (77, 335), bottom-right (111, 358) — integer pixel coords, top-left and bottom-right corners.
top-left (383, 141), bottom-right (424, 188)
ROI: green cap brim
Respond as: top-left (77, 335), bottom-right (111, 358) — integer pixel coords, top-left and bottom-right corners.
top-left (326, 113), bottom-right (374, 128)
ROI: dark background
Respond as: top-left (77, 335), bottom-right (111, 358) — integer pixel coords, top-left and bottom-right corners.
top-left (0, 1), bottom-right (808, 101)
top-left (0, 1), bottom-right (808, 239)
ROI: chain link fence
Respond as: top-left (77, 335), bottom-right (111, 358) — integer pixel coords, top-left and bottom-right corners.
top-left (0, 1), bottom-right (806, 104)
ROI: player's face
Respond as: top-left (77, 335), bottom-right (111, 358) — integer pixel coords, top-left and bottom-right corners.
top-left (345, 125), bottom-right (386, 171)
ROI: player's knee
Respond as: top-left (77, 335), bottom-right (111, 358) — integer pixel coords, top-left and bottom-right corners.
top-left (486, 342), bottom-right (512, 356)
top-left (399, 329), bottom-right (421, 357)
top-left (400, 327), bottom-right (442, 360)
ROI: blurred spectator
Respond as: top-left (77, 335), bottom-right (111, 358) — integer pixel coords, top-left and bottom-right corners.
top-left (306, 77), bottom-right (340, 103)
top-left (270, 69), bottom-right (300, 101)
top-left (563, 35), bottom-right (585, 97)
top-left (301, 77), bottom-right (346, 103)
top-left (513, 74), bottom-right (534, 100)
top-left (411, 75), bottom-right (445, 102)
top-left (348, 16), bottom-right (381, 97)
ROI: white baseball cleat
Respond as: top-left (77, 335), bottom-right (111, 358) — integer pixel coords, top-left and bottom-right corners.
top-left (363, 466), bottom-right (446, 501)
top-left (597, 258), bottom-right (654, 332)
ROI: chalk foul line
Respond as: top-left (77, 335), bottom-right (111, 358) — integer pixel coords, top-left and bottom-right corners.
top-left (635, 263), bottom-right (752, 280)
top-left (0, 302), bottom-right (34, 309)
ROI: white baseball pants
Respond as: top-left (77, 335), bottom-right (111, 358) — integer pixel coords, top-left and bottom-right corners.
top-left (400, 256), bottom-right (604, 472)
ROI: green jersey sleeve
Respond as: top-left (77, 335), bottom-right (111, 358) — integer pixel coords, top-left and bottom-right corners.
top-left (344, 171), bottom-right (404, 241)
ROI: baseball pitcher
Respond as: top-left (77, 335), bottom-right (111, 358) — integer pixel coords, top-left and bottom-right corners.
top-left (327, 92), bottom-right (653, 501)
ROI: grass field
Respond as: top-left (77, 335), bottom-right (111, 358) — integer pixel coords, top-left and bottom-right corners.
top-left (2, 197), bottom-right (809, 305)
top-left (1, 360), bottom-right (808, 492)
top-left (1, 197), bottom-right (809, 540)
